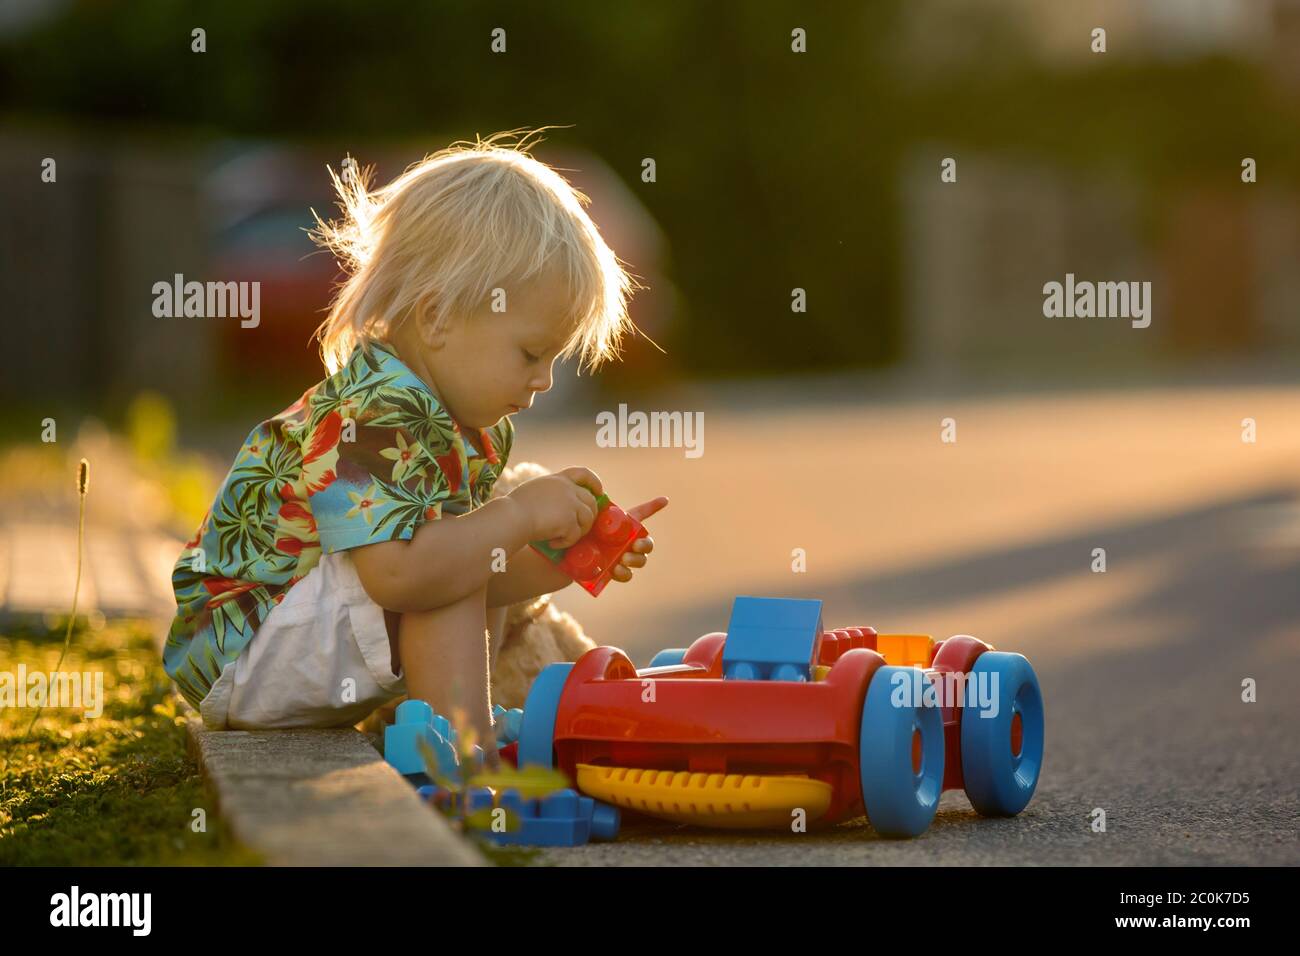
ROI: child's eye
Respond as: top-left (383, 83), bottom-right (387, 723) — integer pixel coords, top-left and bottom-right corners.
top-left (522, 349), bottom-right (541, 363)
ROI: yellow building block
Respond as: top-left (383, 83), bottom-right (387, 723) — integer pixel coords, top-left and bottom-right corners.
top-left (875, 633), bottom-right (934, 668)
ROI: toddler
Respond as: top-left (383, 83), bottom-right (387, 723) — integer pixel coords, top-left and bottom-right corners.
top-left (164, 130), bottom-right (668, 753)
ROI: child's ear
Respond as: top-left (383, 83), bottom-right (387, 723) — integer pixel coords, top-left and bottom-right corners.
top-left (415, 299), bottom-right (449, 350)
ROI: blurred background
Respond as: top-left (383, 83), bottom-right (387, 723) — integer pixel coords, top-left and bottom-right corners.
top-left (1, 0), bottom-right (1298, 667)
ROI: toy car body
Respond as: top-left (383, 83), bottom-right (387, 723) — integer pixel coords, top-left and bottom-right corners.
top-left (518, 596), bottom-right (1044, 837)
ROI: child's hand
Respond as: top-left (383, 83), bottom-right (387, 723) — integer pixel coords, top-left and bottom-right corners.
top-left (508, 466), bottom-right (604, 549)
top-left (610, 497), bottom-right (669, 584)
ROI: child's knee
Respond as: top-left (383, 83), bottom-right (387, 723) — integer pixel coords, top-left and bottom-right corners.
top-left (439, 586), bottom-right (489, 617)
top-left (399, 588), bottom-right (488, 637)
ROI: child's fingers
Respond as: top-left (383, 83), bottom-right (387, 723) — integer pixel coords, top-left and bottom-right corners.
top-left (613, 548), bottom-right (648, 583)
top-left (630, 535), bottom-right (654, 554)
top-left (626, 496), bottom-right (669, 522)
top-left (558, 466), bottom-right (604, 498)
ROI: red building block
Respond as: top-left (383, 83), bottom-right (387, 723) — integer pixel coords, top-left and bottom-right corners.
top-left (530, 494), bottom-right (646, 596)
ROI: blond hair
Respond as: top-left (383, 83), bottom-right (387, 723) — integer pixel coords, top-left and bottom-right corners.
top-left (309, 128), bottom-right (642, 375)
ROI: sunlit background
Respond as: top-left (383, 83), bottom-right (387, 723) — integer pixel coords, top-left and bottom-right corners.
top-left (2, 0), bottom-right (1298, 669)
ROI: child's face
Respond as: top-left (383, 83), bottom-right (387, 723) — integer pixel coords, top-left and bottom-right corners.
top-left (397, 265), bottom-right (577, 429)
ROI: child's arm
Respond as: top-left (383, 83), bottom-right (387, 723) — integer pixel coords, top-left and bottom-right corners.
top-left (350, 465), bottom-right (603, 614)
top-left (486, 494), bottom-right (668, 608)
top-left (486, 545), bottom-right (574, 608)
top-left (351, 496), bottom-right (533, 613)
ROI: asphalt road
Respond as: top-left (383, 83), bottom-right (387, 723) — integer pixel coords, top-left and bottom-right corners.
top-left (509, 382), bottom-right (1300, 865)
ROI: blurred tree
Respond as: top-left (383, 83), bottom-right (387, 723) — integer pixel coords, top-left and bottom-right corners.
top-left (2, 0), bottom-right (1296, 379)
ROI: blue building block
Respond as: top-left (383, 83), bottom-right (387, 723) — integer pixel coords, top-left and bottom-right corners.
top-left (721, 596), bottom-right (824, 682)
top-left (430, 786), bottom-right (621, 847)
top-left (648, 647), bottom-right (688, 668)
top-left (384, 699), bottom-right (487, 785)
top-left (492, 705), bottom-right (524, 747)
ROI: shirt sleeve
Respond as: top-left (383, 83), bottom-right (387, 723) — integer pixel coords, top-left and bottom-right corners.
top-left (305, 396), bottom-right (459, 554)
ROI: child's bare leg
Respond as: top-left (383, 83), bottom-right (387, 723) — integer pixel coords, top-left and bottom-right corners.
top-left (487, 605), bottom-right (508, 669)
top-left (389, 587), bottom-right (500, 766)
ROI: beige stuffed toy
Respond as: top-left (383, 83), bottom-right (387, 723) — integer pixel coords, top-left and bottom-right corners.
top-left (358, 461), bottom-right (596, 740)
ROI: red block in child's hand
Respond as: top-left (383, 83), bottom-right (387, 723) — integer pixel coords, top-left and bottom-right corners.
top-left (530, 495), bottom-right (646, 597)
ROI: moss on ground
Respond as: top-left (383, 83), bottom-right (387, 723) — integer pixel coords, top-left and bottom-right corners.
top-left (0, 617), bottom-right (261, 865)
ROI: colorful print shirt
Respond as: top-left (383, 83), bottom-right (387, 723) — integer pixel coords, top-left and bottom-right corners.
top-left (164, 340), bottom-right (514, 709)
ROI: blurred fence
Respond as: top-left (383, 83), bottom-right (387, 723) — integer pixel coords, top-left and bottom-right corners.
top-left (0, 128), bottom-right (213, 407)
top-left (903, 149), bottom-right (1300, 374)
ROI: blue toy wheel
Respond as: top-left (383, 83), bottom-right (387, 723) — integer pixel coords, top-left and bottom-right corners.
top-left (647, 648), bottom-right (687, 668)
top-left (517, 662), bottom-right (574, 770)
top-left (859, 665), bottom-right (945, 838)
top-left (960, 652), bottom-right (1044, 817)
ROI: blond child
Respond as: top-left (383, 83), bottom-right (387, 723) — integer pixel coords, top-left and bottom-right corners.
top-left (164, 130), bottom-right (668, 754)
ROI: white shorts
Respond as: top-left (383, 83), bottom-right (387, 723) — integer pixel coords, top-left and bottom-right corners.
top-left (199, 549), bottom-right (407, 730)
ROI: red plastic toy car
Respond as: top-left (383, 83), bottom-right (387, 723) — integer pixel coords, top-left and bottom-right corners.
top-left (516, 596), bottom-right (1044, 837)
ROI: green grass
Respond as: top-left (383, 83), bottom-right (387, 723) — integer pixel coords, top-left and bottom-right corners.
top-left (0, 617), bottom-right (262, 865)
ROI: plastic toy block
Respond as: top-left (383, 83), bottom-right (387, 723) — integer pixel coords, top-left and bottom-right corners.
top-left (648, 647), bottom-right (688, 668)
top-left (416, 784), bottom-right (458, 812)
top-left (817, 626), bottom-right (878, 665)
top-left (499, 741), bottom-right (519, 767)
top-left (385, 700), bottom-right (455, 781)
top-left (529, 494), bottom-right (645, 597)
top-left (721, 596), bottom-right (824, 681)
top-left (817, 630), bottom-right (846, 665)
top-left (442, 786), bottom-right (621, 846)
top-left (492, 704), bottom-right (523, 747)
top-left (384, 699), bottom-right (487, 785)
top-left (875, 634), bottom-right (935, 668)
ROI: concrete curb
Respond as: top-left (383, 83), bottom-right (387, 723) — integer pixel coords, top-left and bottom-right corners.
top-left (186, 717), bottom-right (486, 866)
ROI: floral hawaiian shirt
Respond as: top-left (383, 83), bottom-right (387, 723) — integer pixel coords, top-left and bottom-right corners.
top-left (163, 339), bottom-right (514, 709)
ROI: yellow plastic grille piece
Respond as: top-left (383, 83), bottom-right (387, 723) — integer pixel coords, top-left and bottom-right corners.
top-left (575, 763), bottom-right (833, 828)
